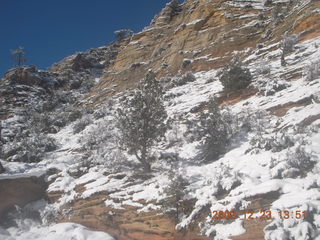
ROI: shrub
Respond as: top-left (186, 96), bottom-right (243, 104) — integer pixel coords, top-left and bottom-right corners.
top-left (159, 169), bottom-right (189, 223)
top-left (114, 29), bottom-right (133, 42)
top-left (68, 109), bottom-right (83, 122)
top-left (256, 61), bottom-right (271, 75)
top-left (198, 97), bottom-right (230, 162)
top-left (7, 135), bottom-right (57, 163)
top-left (172, 72), bottom-right (196, 86)
top-left (250, 131), bottom-right (295, 153)
top-left (182, 59), bottom-right (192, 68)
top-left (272, 5), bottom-right (285, 24)
top-left (286, 146), bottom-right (314, 172)
top-left (73, 116), bottom-right (92, 134)
top-left (305, 59), bottom-right (320, 81)
top-left (280, 34), bottom-right (299, 66)
top-left (256, 78), bottom-right (290, 96)
top-left (220, 59), bottom-right (252, 92)
top-left (263, 0), bottom-right (272, 6)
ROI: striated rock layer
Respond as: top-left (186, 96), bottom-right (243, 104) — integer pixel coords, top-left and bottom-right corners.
top-left (77, 0), bottom-right (320, 105)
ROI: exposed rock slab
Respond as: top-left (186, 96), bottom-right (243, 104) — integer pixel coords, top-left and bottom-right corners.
top-left (0, 176), bottom-right (47, 218)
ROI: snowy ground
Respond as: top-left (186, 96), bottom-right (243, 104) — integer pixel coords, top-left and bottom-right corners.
top-left (0, 222), bottom-right (114, 240)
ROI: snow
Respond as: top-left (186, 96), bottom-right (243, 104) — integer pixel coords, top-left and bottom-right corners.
top-left (1, 222), bottom-right (114, 240)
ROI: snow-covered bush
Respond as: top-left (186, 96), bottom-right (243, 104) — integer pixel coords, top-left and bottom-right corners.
top-left (73, 116), bottom-right (92, 134)
top-left (198, 97), bottom-right (231, 162)
top-left (305, 59), bottom-right (320, 81)
top-left (255, 78), bottom-right (291, 96)
top-left (272, 5), bottom-right (285, 24)
top-left (161, 72), bottom-right (197, 90)
top-left (282, 34), bottom-right (299, 54)
top-left (250, 131), bottom-right (295, 153)
top-left (159, 168), bottom-right (189, 223)
top-left (4, 135), bottom-right (57, 163)
top-left (263, 0), bottom-right (272, 6)
top-left (172, 72), bottom-right (196, 86)
top-left (281, 34), bottom-right (299, 66)
top-left (286, 146), bottom-right (315, 172)
top-left (219, 59), bottom-right (252, 92)
top-left (67, 108), bottom-right (83, 122)
top-left (256, 61), bottom-right (271, 75)
top-left (114, 29), bottom-right (133, 41)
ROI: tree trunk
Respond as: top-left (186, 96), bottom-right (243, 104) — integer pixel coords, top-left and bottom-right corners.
top-left (281, 52), bottom-right (286, 66)
top-left (140, 146), bottom-right (151, 172)
top-left (0, 162), bottom-right (4, 174)
top-left (134, 149), bottom-right (151, 172)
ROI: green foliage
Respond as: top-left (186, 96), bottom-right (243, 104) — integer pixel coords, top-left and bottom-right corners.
top-left (11, 46), bottom-right (27, 67)
top-left (220, 59), bottom-right (252, 92)
top-left (199, 97), bottom-right (230, 162)
top-left (160, 169), bottom-right (189, 223)
top-left (114, 29), bottom-right (133, 41)
top-left (117, 71), bottom-right (168, 171)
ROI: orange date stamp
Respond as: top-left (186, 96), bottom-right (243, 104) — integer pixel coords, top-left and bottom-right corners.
top-left (211, 210), bottom-right (307, 220)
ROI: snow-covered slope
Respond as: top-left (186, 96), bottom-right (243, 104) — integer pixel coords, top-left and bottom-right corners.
top-left (2, 31), bottom-right (320, 240)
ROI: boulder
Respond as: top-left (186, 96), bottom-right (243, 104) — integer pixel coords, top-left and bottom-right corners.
top-left (4, 67), bottom-right (43, 86)
top-left (0, 176), bottom-right (47, 218)
top-left (71, 53), bottom-right (93, 71)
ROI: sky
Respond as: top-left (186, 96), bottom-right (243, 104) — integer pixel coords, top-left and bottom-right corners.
top-left (0, 0), bottom-right (177, 77)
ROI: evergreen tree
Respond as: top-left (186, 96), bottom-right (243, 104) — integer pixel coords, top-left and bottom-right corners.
top-left (117, 71), bottom-right (168, 171)
top-left (11, 46), bottom-right (27, 67)
top-left (220, 59), bottom-right (252, 92)
top-left (160, 168), bottom-right (189, 223)
top-left (114, 29), bottom-right (133, 41)
top-left (199, 97), bottom-right (230, 162)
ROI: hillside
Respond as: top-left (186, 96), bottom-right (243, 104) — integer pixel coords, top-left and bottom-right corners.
top-left (1, 0), bottom-right (320, 240)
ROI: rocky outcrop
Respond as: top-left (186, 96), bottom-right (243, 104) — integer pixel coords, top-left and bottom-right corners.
top-left (48, 192), bottom-right (210, 240)
top-left (86, 0), bottom-right (320, 105)
top-left (49, 43), bottom-right (121, 73)
top-left (3, 66), bottom-right (60, 88)
top-left (0, 175), bottom-right (47, 218)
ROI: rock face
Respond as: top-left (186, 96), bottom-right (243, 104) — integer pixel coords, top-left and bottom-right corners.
top-left (47, 191), bottom-right (210, 240)
top-left (86, 0), bottom-right (320, 104)
top-left (0, 176), bottom-right (47, 218)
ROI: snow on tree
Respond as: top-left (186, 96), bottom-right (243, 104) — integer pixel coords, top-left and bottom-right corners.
top-left (160, 166), bottom-right (189, 223)
top-left (280, 34), bottom-right (299, 66)
top-left (116, 70), bottom-right (168, 171)
top-left (199, 97), bottom-right (230, 162)
top-left (114, 29), bottom-right (133, 42)
top-left (219, 59), bottom-right (252, 92)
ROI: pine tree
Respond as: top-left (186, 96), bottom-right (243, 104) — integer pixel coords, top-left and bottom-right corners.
top-left (11, 46), bottom-right (27, 67)
top-left (199, 97), bottom-right (229, 162)
top-left (117, 71), bottom-right (168, 171)
top-left (220, 59), bottom-right (252, 92)
top-left (159, 165), bottom-right (189, 223)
